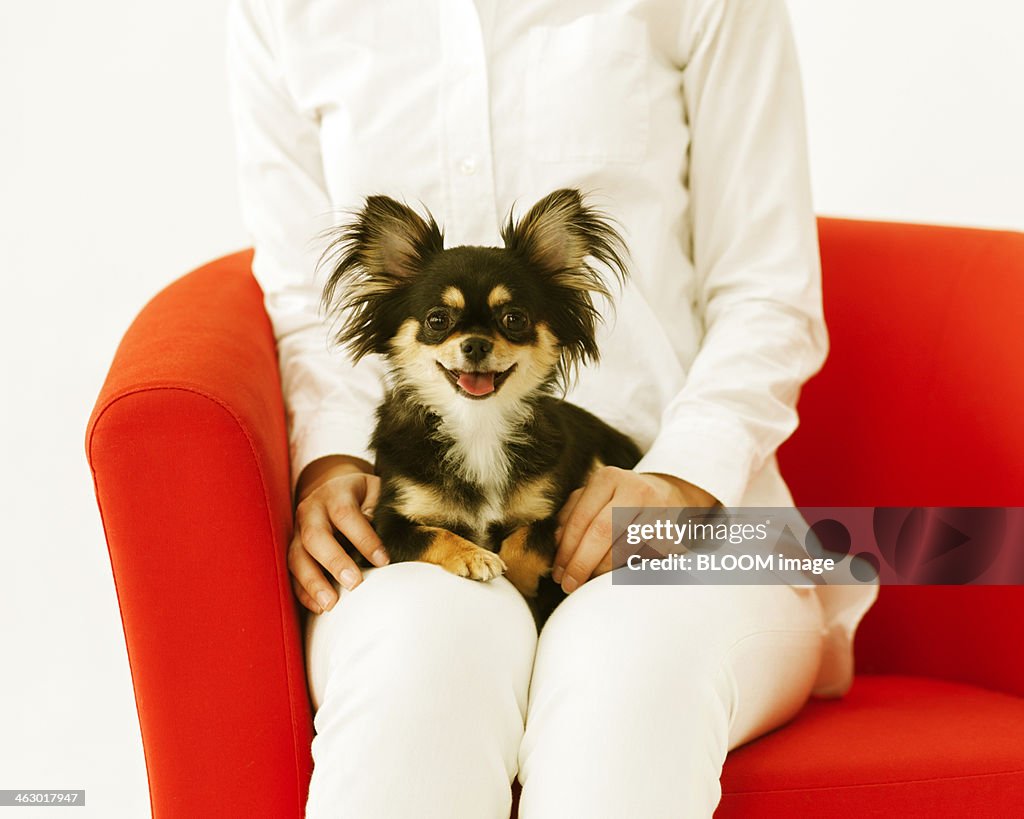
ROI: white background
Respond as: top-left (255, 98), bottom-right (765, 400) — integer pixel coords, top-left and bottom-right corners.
top-left (2, 1), bottom-right (1022, 816)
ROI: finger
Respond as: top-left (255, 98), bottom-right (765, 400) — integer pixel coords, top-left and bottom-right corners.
top-left (560, 501), bottom-right (616, 593)
top-left (291, 575), bottom-right (324, 614)
top-left (360, 474), bottom-right (382, 519)
top-left (591, 549), bottom-right (614, 578)
top-left (298, 504), bottom-right (367, 590)
top-left (553, 488), bottom-right (582, 557)
top-left (608, 505), bottom-right (650, 567)
top-left (553, 477), bottom-right (616, 583)
top-left (556, 487), bottom-right (583, 532)
top-left (287, 535), bottom-right (340, 610)
top-left (326, 498), bottom-right (389, 567)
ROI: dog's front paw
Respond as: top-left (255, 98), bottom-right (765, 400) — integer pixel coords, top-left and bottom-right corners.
top-left (421, 527), bottom-right (507, 581)
top-left (447, 546), bottom-right (507, 581)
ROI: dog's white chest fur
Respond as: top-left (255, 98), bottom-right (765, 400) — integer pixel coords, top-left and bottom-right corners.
top-left (439, 399), bottom-right (528, 538)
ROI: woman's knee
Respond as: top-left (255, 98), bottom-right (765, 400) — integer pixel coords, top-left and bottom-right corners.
top-left (306, 561), bottom-right (538, 710)
top-left (344, 561), bottom-right (533, 644)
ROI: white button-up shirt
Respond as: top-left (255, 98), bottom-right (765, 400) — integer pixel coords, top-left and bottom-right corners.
top-left (226, 0), bottom-right (877, 697)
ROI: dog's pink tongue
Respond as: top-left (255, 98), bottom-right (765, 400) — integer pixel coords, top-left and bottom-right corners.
top-left (458, 371), bottom-right (496, 396)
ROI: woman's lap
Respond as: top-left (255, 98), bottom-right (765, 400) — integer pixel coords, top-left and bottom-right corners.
top-left (304, 563), bottom-right (824, 818)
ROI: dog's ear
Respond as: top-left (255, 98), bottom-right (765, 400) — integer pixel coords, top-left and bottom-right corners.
top-left (320, 196), bottom-right (444, 360)
top-left (502, 189), bottom-right (628, 386)
top-left (501, 188), bottom-right (628, 293)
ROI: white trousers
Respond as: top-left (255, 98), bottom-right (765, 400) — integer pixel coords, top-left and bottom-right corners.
top-left (304, 563), bottom-right (826, 818)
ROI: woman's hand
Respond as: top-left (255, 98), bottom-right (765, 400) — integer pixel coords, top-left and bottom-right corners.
top-left (289, 455), bottom-right (389, 613)
top-left (552, 467), bottom-right (719, 594)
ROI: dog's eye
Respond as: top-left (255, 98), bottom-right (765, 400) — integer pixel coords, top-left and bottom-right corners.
top-left (502, 310), bottom-right (529, 331)
top-left (425, 310), bottom-right (452, 332)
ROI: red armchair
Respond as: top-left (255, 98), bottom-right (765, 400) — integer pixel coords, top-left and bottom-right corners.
top-left (87, 218), bottom-right (1024, 818)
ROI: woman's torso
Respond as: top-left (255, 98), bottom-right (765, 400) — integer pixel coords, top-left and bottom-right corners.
top-left (273, 0), bottom-right (708, 449)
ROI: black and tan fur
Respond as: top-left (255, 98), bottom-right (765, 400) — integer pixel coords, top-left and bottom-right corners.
top-left (320, 189), bottom-right (640, 625)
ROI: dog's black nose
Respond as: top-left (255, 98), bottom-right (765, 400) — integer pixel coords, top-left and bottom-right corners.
top-left (460, 336), bottom-right (493, 363)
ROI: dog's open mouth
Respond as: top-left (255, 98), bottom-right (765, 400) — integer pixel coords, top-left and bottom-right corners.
top-left (438, 363), bottom-right (517, 398)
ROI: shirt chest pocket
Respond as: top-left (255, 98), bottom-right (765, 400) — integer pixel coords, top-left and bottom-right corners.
top-left (524, 13), bottom-right (650, 163)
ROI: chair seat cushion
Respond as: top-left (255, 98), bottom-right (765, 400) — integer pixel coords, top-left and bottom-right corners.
top-left (717, 675), bottom-right (1024, 817)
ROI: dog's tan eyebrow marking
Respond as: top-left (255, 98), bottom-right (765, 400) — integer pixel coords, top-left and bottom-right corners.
top-left (442, 287), bottom-right (465, 309)
top-left (487, 284), bottom-right (512, 308)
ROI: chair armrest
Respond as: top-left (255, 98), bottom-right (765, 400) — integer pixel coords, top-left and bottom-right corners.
top-left (86, 251), bottom-right (312, 818)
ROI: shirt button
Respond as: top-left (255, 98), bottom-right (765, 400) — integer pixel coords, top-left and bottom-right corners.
top-left (459, 156), bottom-right (478, 175)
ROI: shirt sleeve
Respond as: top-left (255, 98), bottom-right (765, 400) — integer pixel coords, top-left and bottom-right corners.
top-left (225, 0), bottom-right (384, 494)
top-left (633, 0), bottom-right (829, 508)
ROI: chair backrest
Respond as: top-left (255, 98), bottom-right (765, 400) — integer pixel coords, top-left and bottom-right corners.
top-left (779, 218), bottom-right (1024, 695)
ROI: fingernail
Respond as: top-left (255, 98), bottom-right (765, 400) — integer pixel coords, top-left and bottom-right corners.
top-left (316, 590), bottom-right (333, 610)
top-left (340, 569), bottom-right (359, 590)
top-left (372, 548), bottom-right (389, 566)
top-left (554, 527), bottom-right (563, 543)
top-left (562, 576), bottom-right (578, 594)
top-left (551, 565), bottom-right (564, 583)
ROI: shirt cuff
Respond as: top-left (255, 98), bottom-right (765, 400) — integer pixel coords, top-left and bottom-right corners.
top-left (633, 418), bottom-right (758, 509)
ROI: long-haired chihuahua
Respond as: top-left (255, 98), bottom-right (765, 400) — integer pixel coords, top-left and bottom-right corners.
top-left (319, 188), bottom-right (640, 624)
